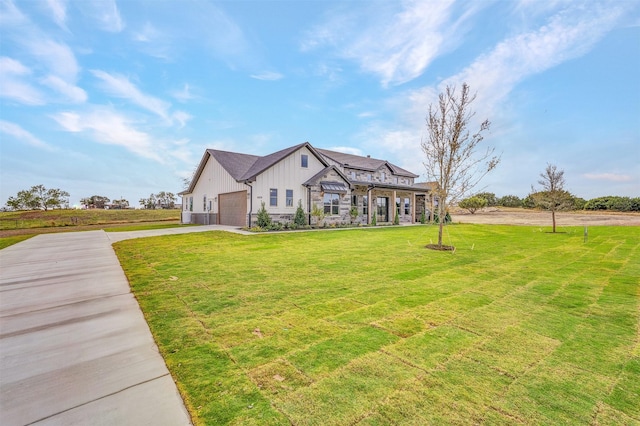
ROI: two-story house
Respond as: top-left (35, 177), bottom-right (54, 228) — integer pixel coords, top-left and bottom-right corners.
top-left (179, 142), bottom-right (434, 227)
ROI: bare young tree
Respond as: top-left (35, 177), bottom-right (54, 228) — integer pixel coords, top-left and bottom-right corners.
top-left (421, 83), bottom-right (500, 249)
top-left (531, 164), bottom-right (573, 233)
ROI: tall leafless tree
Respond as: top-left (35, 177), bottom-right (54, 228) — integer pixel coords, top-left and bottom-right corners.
top-left (531, 164), bottom-right (573, 233)
top-left (421, 83), bottom-right (500, 248)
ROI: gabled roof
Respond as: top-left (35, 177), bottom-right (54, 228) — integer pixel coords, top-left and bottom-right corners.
top-left (317, 148), bottom-right (418, 178)
top-left (239, 142), bottom-right (328, 182)
top-left (209, 149), bottom-right (260, 180)
top-left (303, 165), bottom-right (351, 187)
top-left (185, 142), bottom-right (329, 193)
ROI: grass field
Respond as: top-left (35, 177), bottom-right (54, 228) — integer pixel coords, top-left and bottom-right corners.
top-left (114, 225), bottom-right (640, 425)
top-left (0, 208), bottom-right (180, 231)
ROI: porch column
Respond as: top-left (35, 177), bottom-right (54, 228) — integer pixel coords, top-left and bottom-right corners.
top-left (412, 192), bottom-right (416, 223)
top-left (367, 187), bottom-right (372, 224)
top-left (392, 190), bottom-right (397, 222)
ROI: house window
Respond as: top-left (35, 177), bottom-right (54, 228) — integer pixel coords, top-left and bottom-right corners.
top-left (363, 196), bottom-right (368, 215)
top-left (367, 173), bottom-right (372, 182)
top-left (203, 196), bottom-right (207, 212)
top-left (351, 171), bottom-right (356, 180)
top-left (286, 189), bottom-right (293, 207)
top-left (404, 198), bottom-right (410, 215)
top-left (351, 195), bottom-right (357, 206)
top-left (323, 193), bottom-right (340, 215)
top-left (301, 154), bottom-right (308, 168)
top-left (381, 172), bottom-right (386, 181)
top-left (394, 177), bottom-right (398, 184)
top-left (189, 197), bottom-right (193, 212)
top-left (270, 188), bottom-right (278, 206)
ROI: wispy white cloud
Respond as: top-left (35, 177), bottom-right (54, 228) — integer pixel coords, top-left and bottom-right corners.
top-left (438, 2), bottom-right (628, 116)
top-left (250, 71), bottom-right (284, 81)
top-left (0, 120), bottom-right (55, 151)
top-left (0, 57), bottom-right (45, 105)
top-left (370, 2), bottom-right (632, 177)
top-left (583, 173), bottom-right (633, 182)
top-left (41, 75), bottom-right (88, 103)
top-left (25, 36), bottom-right (79, 82)
top-left (132, 22), bottom-right (159, 42)
top-left (91, 70), bottom-right (172, 121)
top-left (78, 0), bottom-right (124, 33)
top-left (1, 1), bottom-right (85, 104)
top-left (45, 0), bottom-right (67, 29)
top-left (52, 108), bottom-right (162, 162)
top-left (0, 0), bottom-right (27, 26)
top-left (302, 0), bottom-right (484, 86)
top-left (172, 111), bottom-right (192, 128)
top-left (91, 71), bottom-right (194, 128)
top-left (171, 83), bottom-right (196, 103)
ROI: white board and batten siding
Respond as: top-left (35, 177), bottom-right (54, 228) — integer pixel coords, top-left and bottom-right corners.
top-left (252, 146), bottom-right (325, 214)
top-left (190, 154), bottom-right (248, 214)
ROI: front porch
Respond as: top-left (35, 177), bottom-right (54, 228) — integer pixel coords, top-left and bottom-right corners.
top-left (350, 183), bottom-right (434, 225)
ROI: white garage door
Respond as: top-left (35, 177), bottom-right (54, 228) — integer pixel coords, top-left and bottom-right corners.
top-left (219, 191), bottom-right (247, 226)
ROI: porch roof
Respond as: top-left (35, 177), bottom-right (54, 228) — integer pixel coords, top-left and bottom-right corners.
top-left (350, 181), bottom-right (431, 193)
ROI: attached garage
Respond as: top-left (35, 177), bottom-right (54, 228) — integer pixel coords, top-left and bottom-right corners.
top-left (219, 191), bottom-right (247, 226)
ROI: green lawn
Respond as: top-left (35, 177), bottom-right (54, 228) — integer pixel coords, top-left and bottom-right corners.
top-left (114, 225), bottom-right (640, 425)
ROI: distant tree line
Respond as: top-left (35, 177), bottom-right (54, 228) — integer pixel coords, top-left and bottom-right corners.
top-left (459, 191), bottom-right (639, 212)
top-left (5, 185), bottom-right (69, 211)
top-left (80, 195), bottom-right (130, 209)
top-left (139, 191), bottom-right (177, 209)
top-left (3, 185), bottom-right (177, 211)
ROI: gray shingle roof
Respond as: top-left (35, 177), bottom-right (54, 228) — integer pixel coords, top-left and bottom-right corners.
top-left (239, 142), bottom-right (311, 181)
top-left (317, 148), bottom-right (418, 177)
top-left (186, 143), bottom-right (419, 194)
top-left (207, 149), bottom-right (259, 180)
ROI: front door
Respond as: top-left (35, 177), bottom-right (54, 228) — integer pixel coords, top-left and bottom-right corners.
top-left (376, 197), bottom-right (388, 222)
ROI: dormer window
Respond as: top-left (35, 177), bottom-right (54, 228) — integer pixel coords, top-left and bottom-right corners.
top-left (301, 154), bottom-right (308, 168)
top-left (381, 172), bottom-right (386, 181)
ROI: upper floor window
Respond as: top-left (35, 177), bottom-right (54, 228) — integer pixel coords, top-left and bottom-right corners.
top-left (286, 189), bottom-right (293, 207)
top-left (301, 154), bottom-right (308, 168)
top-left (394, 177), bottom-right (398, 184)
top-left (367, 173), bottom-right (372, 182)
top-left (381, 172), bottom-right (386, 181)
top-left (351, 171), bottom-right (356, 180)
top-left (270, 188), bottom-right (278, 206)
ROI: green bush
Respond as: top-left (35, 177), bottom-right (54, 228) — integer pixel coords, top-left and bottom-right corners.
top-left (475, 192), bottom-right (498, 207)
top-left (458, 196), bottom-right (487, 214)
top-left (294, 200), bottom-right (306, 226)
top-left (420, 210), bottom-right (426, 224)
top-left (371, 211), bottom-right (377, 226)
top-left (499, 195), bottom-right (522, 208)
top-left (434, 211), bottom-right (451, 223)
top-left (393, 207), bottom-right (400, 225)
top-left (256, 202), bottom-right (271, 228)
top-left (584, 196), bottom-right (639, 212)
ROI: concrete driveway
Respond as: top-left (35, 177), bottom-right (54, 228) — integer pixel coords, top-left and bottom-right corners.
top-left (0, 225), bottom-right (238, 425)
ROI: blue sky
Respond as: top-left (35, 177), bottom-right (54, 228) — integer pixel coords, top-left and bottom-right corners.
top-left (1, 0), bottom-right (639, 207)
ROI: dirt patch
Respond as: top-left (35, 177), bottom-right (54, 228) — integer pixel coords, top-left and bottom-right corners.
top-left (450, 208), bottom-right (640, 227)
